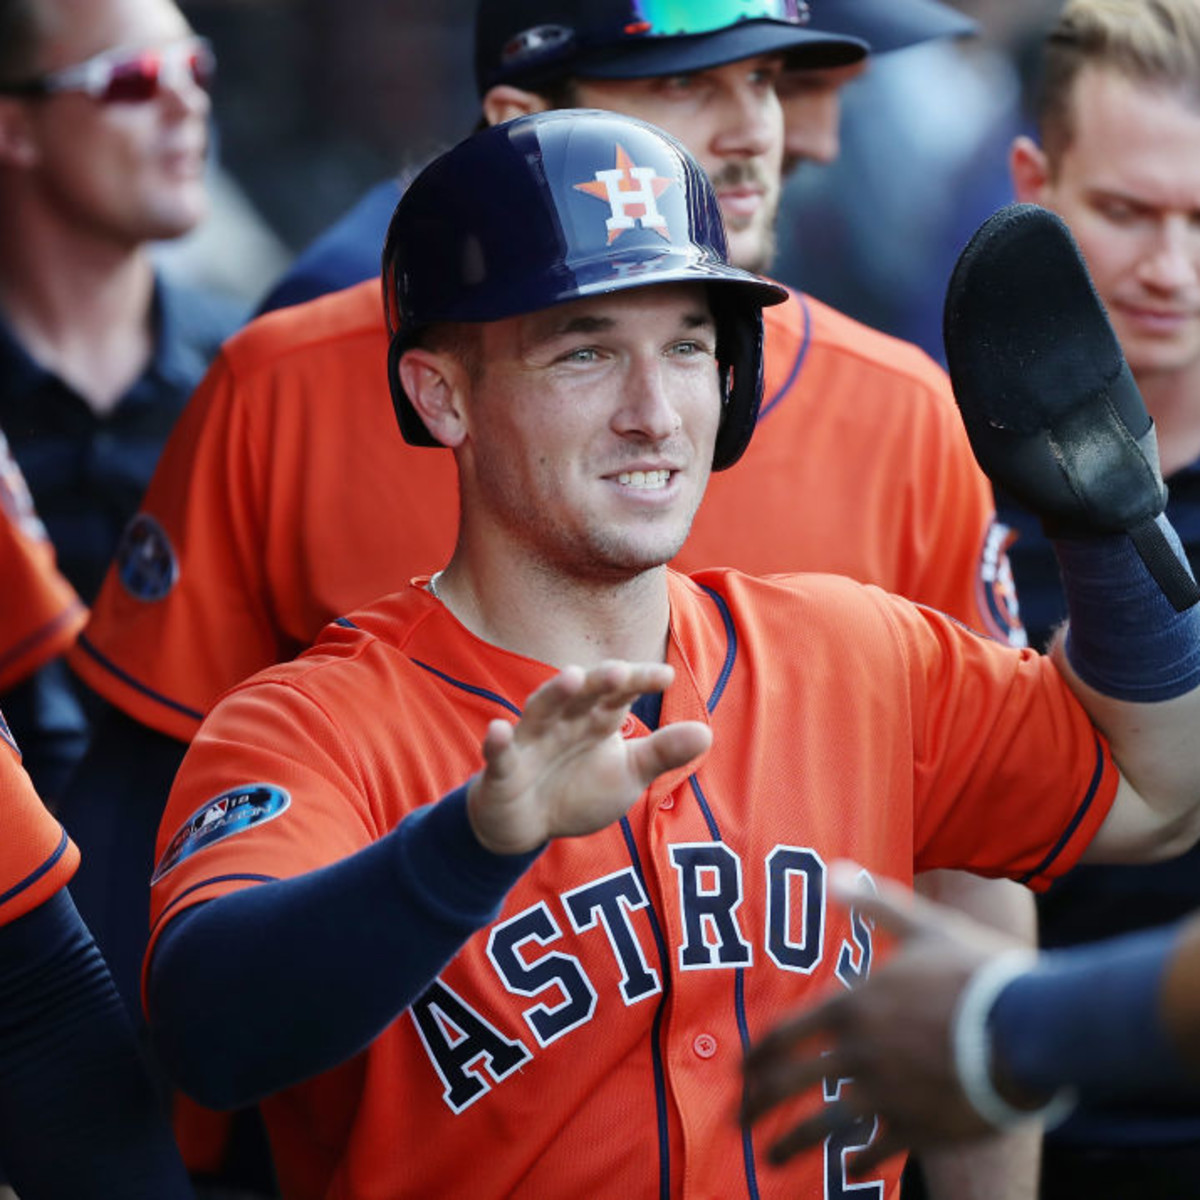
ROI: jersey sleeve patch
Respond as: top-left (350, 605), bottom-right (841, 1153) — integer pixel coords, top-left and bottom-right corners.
top-left (116, 514), bottom-right (179, 602)
top-left (152, 784), bottom-right (290, 884)
top-left (978, 520), bottom-right (1027, 648)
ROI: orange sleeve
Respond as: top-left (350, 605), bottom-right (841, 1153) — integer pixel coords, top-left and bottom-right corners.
top-left (144, 676), bottom-right (380, 1002)
top-left (0, 437), bottom-right (86, 692)
top-left (68, 344), bottom-right (276, 742)
top-left (888, 595), bottom-right (1118, 888)
top-left (0, 725), bottom-right (79, 925)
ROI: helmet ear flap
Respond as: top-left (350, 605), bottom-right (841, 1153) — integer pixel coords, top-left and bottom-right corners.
top-left (387, 332), bottom-right (442, 448)
top-left (711, 301), bottom-right (765, 471)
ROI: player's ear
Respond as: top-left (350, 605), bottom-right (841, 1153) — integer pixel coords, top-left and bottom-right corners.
top-left (1009, 135), bottom-right (1051, 204)
top-left (481, 84), bottom-right (552, 127)
top-left (397, 348), bottom-right (470, 449)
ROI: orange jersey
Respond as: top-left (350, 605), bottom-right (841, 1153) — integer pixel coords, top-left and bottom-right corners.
top-left (0, 432), bottom-right (86, 692)
top-left (148, 571), bottom-right (1110, 1200)
top-left (0, 716), bottom-right (79, 925)
top-left (72, 280), bottom-right (1021, 741)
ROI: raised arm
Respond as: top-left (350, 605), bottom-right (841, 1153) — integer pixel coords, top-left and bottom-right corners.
top-left (148, 660), bottom-right (710, 1109)
top-left (943, 204), bottom-right (1200, 861)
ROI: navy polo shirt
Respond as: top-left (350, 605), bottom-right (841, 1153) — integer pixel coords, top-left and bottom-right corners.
top-left (0, 274), bottom-right (243, 604)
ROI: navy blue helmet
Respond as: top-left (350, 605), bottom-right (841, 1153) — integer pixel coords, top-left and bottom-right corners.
top-left (382, 109), bottom-right (788, 470)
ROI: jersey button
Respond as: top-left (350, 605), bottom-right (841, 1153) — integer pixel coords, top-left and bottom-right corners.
top-left (659, 794), bottom-right (675, 810)
top-left (693, 1034), bottom-right (717, 1059)
top-left (620, 715), bottom-right (637, 737)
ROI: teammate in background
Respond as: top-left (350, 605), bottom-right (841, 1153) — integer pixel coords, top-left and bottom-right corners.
top-left (142, 112), bottom-right (1200, 1200)
top-left (0, 712), bottom-right (193, 1196)
top-left (0, 0), bottom-right (243, 801)
top-left (994, 2), bottom-right (1200, 1194)
top-left (740, 866), bottom-right (1200, 1168)
top-left (252, 0), bottom-right (979, 316)
top-left (0, 430), bottom-right (85, 700)
top-left (62, 4), bottom-right (1034, 1193)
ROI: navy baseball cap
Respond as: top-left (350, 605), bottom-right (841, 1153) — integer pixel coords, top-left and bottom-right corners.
top-left (804, 0), bottom-right (977, 55)
top-left (474, 0), bottom-right (869, 95)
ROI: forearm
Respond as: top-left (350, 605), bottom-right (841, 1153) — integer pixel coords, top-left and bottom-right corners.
top-left (148, 787), bottom-right (540, 1109)
top-left (986, 921), bottom-right (1195, 1108)
top-left (918, 1129), bottom-right (1039, 1200)
top-left (1050, 520), bottom-right (1200, 857)
top-left (0, 889), bottom-right (193, 1199)
top-left (914, 876), bottom-right (1039, 1199)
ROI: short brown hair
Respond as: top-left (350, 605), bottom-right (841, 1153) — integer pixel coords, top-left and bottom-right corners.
top-left (1037, 0), bottom-right (1200, 164)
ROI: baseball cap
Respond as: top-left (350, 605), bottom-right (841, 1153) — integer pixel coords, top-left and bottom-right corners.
top-left (804, 0), bottom-right (978, 55)
top-left (474, 0), bottom-right (869, 95)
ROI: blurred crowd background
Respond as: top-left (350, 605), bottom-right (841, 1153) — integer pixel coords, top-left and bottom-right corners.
top-left (170, 0), bottom-right (1064, 363)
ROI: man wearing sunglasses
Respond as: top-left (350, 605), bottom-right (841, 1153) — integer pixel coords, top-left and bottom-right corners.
top-left (63, 3), bottom-right (1035, 1195)
top-left (0, 0), bottom-right (241, 805)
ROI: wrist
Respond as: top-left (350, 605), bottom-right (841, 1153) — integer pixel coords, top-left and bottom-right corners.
top-left (951, 949), bottom-right (1077, 1130)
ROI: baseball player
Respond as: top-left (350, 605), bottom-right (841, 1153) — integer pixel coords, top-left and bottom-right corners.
top-left (143, 112), bottom-right (1200, 1200)
top-left (0, 713), bottom-right (194, 1196)
top-left (64, 0), bottom-right (1027, 996)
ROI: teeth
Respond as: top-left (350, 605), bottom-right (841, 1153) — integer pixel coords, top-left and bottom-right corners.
top-left (617, 469), bottom-right (670, 489)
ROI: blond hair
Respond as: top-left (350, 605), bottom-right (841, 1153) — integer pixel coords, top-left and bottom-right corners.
top-left (1038, 0), bottom-right (1200, 162)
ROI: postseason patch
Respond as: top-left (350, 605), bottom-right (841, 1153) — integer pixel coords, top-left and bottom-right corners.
top-left (116, 513), bottom-right (179, 602)
top-left (152, 784), bottom-right (290, 883)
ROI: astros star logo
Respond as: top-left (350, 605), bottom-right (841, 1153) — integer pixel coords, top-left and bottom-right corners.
top-left (575, 145), bottom-right (673, 244)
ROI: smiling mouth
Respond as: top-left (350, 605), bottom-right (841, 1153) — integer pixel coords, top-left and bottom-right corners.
top-left (616, 469), bottom-right (671, 489)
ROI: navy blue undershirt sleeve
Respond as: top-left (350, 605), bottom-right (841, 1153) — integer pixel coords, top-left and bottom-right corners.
top-left (148, 785), bottom-right (543, 1110)
top-left (56, 702), bottom-right (189, 1022)
top-left (0, 887), bottom-right (193, 1198)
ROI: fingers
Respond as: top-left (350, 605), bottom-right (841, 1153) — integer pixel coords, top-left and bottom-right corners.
top-left (762, 1100), bottom-right (859, 1165)
top-left (741, 1038), bottom-right (842, 1127)
top-left (528, 661), bottom-right (674, 716)
top-left (627, 721), bottom-right (711, 786)
top-left (844, 1128), bottom-right (908, 1177)
top-left (829, 859), bottom-right (925, 941)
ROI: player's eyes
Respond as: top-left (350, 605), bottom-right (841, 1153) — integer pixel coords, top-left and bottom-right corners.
top-left (669, 338), bottom-right (715, 359)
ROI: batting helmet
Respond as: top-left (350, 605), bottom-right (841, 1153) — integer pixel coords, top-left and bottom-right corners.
top-left (382, 109), bottom-right (788, 471)
top-left (474, 0), bottom-right (868, 96)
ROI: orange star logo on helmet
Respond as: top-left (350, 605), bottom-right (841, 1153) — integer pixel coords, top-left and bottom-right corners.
top-left (575, 145), bottom-right (674, 244)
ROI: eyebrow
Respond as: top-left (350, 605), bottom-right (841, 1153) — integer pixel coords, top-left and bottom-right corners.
top-left (541, 308), bottom-right (715, 339)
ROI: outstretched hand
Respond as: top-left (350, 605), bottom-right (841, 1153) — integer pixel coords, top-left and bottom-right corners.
top-left (467, 660), bottom-right (712, 856)
top-left (741, 863), bottom-right (1023, 1173)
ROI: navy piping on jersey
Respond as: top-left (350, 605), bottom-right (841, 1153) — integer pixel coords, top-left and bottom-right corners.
top-left (150, 873), bottom-right (279, 938)
top-left (735, 967), bottom-right (761, 1197)
top-left (620, 816), bottom-right (674, 1200)
top-left (74, 633), bottom-right (205, 722)
top-left (0, 602), bottom-right (85, 680)
top-left (1018, 736), bottom-right (1108, 886)
top-left (757, 289), bottom-right (810, 423)
top-left (411, 659), bottom-right (523, 718)
top-left (0, 826), bottom-right (70, 909)
top-left (697, 585), bottom-right (738, 713)
top-left (334, 617), bottom-right (357, 628)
